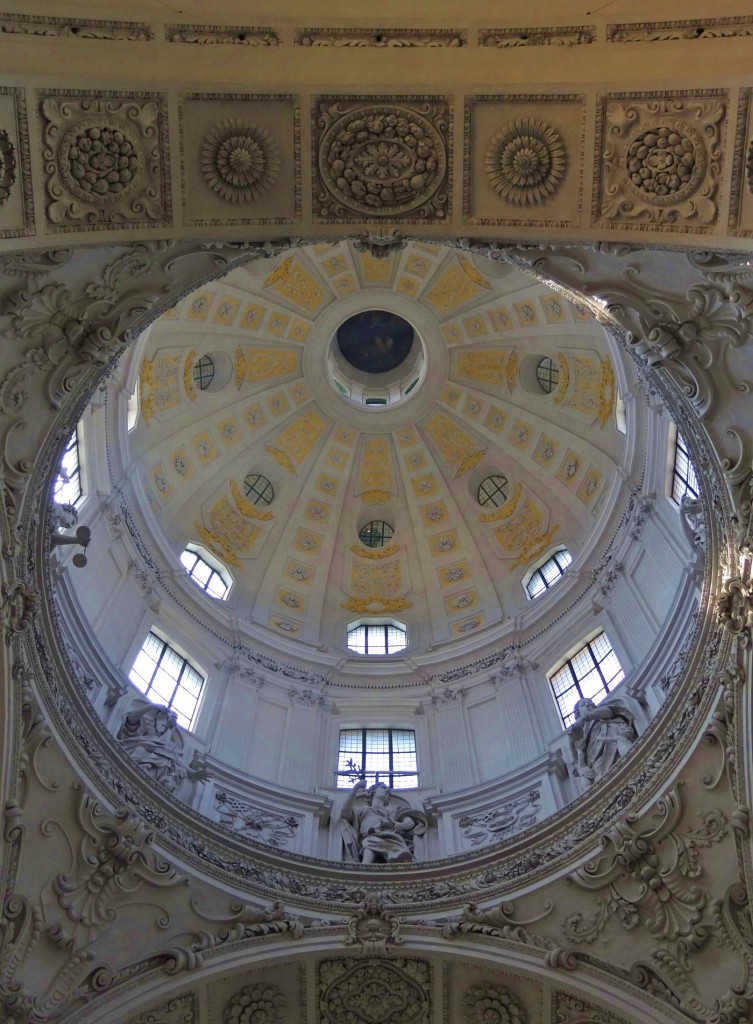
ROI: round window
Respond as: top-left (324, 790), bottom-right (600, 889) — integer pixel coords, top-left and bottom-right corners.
top-left (477, 475), bottom-right (509, 509)
top-left (193, 355), bottom-right (215, 390)
top-left (536, 356), bottom-right (559, 394)
top-left (359, 520), bottom-right (394, 548)
top-left (243, 473), bottom-right (274, 506)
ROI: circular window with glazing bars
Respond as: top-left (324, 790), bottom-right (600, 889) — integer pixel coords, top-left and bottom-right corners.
top-left (243, 473), bottom-right (274, 506)
top-left (359, 520), bottom-right (394, 548)
top-left (536, 356), bottom-right (559, 394)
top-left (192, 355), bottom-right (215, 390)
top-left (477, 475), bottom-right (509, 509)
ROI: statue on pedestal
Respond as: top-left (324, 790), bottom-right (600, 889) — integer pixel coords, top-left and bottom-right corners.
top-left (339, 780), bottom-right (427, 864)
top-left (568, 697), bottom-right (637, 789)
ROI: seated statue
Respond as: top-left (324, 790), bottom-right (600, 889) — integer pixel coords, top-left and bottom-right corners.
top-left (339, 780), bottom-right (427, 864)
top-left (117, 704), bottom-right (188, 793)
top-left (568, 697), bottom-right (637, 789)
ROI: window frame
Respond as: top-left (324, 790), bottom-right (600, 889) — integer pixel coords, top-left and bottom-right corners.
top-left (243, 472), bottom-right (275, 507)
top-left (358, 520), bottom-right (395, 549)
top-left (535, 355), bottom-right (560, 394)
top-left (548, 630), bottom-right (625, 728)
top-left (127, 629), bottom-right (206, 731)
top-left (477, 474), bottom-right (509, 509)
top-left (53, 426), bottom-right (85, 507)
top-left (523, 546), bottom-right (573, 600)
top-left (335, 727), bottom-right (419, 789)
top-left (180, 543), bottom-right (232, 600)
top-left (346, 621), bottom-right (408, 656)
top-left (192, 354), bottom-right (215, 391)
top-left (670, 430), bottom-right (700, 506)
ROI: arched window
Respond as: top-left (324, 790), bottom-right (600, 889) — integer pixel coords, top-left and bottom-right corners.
top-left (524, 548), bottom-right (572, 599)
top-left (548, 631), bottom-right (624, 727)
top-left (243, 473), bottom-right (274, 506)
top-left (336, 728), bottom-right (418, 789)
top-left (671, 432), bottom-right (700, 504)
top-left (477, 475), bottom-right (509, 509)
top-left (54, 428), bottom-right (83, 506)
top-left (347, 622), bottom-right (407, 655)
top-left (128, 631), bottom-right (205, 729)
top-left (180, 544), bottom-right (231, 600)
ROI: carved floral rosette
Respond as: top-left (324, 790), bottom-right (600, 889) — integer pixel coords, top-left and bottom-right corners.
top-left (315, 99), bottom-right (449, 221)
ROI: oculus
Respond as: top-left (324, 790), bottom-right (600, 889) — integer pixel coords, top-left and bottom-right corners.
top-left (485, 117), bottom-right (566, 205)
top-left (337, 310), bottom-right (414, 374)
top-left (201, 118), bottom-right (280, 203)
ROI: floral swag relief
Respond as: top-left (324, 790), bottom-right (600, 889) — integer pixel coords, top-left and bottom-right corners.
top-left (318, 958), bottom-right (430, 1024)
top-left (316, 99), bottom-right (449, 221)
top-left (0, 126), bottom-right (16, 206)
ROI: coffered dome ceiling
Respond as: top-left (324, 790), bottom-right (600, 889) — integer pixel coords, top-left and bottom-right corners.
top-left (122, 239), bottom-right (626, 666)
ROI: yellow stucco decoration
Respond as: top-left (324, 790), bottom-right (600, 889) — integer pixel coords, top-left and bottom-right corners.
top-left (424, 412), bottom-right (487, 479)
top-left (479, 482), bottom-right (524, 524)
top-left (424, 259), bottom-right (487, 316)
top-left (505, 349), bottom-right (518, 392)
top-left (552, 352), bottom-right (570, 405)
top-left (510, 526), bottom-right (561, 570)
top-left (342, 559), bottom-right (411, 613)
top-left (264, 409), bottom-right (327, 475)
top-left (349, 543), bottom-right (401, 560)
top-left (360, 490), bottom-right (392, 504)
top-left (233, 349), bottom-right (246, 389)
top-left (263, 255), bottom-right (327, 315)
top-left (230, 479), bottom-right (274, 521)
top-left (455, 350), bottom-right (508, 387)
top-left (183, 349), bottom-right (197, 402)
top-left (598, 358), bottom-right (616, 428)
top-left (358, 438), bottom-right (395, 497)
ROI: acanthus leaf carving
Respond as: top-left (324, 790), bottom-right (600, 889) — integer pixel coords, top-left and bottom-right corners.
top-left (442, 899), bottom-right (555, 948)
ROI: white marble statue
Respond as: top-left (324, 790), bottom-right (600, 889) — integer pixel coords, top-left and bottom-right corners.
top-left (339, 780), bottom-right (427, 864)
top-left (568, 697), bottom-right (637, 789)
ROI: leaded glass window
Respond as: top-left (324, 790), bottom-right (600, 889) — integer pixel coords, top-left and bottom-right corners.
top-left (671, 433), bottom-right (700, 504)
top-left (128, 631), bottom-right (205, 729)
top-left (549, 632), bottom-right (625, 727)
top-left (336, 728), bottom-right (418, 789)
top-left (477, 475), bottom-right (509, 509)
top-left (525, 548), bottom-right (572, 599)
top-left (347, 623), bottom-right (407, 656)
top-left (53, 429), bottom-right (83, 506)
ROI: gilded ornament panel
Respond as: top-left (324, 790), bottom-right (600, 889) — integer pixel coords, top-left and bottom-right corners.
top-left (424, 255), bottom-right (491, 315)
top-left (593, 91), bottom-right (727, 231)
top-left (0, 86), bottom-right (33, 238)
top-left (429, 530), bottom-right (460, 556)
top-left (358, 438), bottom-right (395, 496)
top-left (264, 254), bottom-right (328, 314)
top-left (313, 95), bottom-right (451, 223)
top-left (212, 295), bottom-right (241, 324)
top-left (239, 302), bottom-right (267, 329)
top-left (438, 560), bottom-right (470, 586)
top-left (451, 613), bottom-right (484, 635)
top-left (39, 90), bottom-right (171, 231)
top-left (285, 559), bottom-right (315, 584)
top-left (267, 310), bottom-right (290, 336)
top-left (236, 346), bottom-right (300, 385)
top-left (445, 588), bottom-right (479, 614)
top-left (424, 412), bottom-right (487, 478)
top-left (483, 405), bottom-right (508, 434)
top-left (266, 409), bottom-right (327, 473)
top-left (464, 94), bottom-right (586, 227)
top-left (454, 349), bottom-right (509, 387)
top-left (244, 403), bottom-right (267, 431)
top-left (191, 431), bottom-right (219, 464)
top-left (138, 352), bottom-right (181, 423)
top-left (577, 465), bottom-right (603, 504)
top-left (179, 93), bottom-right (299, 226)
top-left (539, 293), bottom-right (568, 322)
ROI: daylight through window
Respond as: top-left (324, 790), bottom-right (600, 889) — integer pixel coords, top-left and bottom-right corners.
top-left (347, 623), bottom-right (407, 655)
top-left (129, 631), bottom-right (205, 729)
top-left (336, 728), bottom-right (418, 789)
top-left (525, 548), bottom-right (572, 599)
top-left (477, 475), bottom-right (509, 509)
top-left (243, 473), bottom-right (274, 506)
top-left (549, 632), bottom-right (625, 727)
top-left (671, 432), bottom-right (700, 504)
top-left (54, 429), bottom-right (83, 506)
top-left (180, 546), bottom-right (230, 600)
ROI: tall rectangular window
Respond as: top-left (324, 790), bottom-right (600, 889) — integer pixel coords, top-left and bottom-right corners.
top-left (671, 433), bottom-right (700, 504)
top-left (129, 631), bottom-right (205, 730)
top-left (336, 728), bottom-right (418, 789)
top-left (54, 429), bottom-right (83, 506)
top-left (549, 632), bottom-right (625, 727)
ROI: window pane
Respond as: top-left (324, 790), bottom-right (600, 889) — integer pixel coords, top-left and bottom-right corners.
top-left (525, 548), bottom-right (571, 600)
top-left (54, 430), bottom-right (83, 506)
top-left (128, 632), bottom-right (205, 730)
top-left (671, 433), bottom-right (700, 503)
top-left (336, 728), bottom-right (418, 788)
top-left (549, 632), bottom-right (624, 726)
